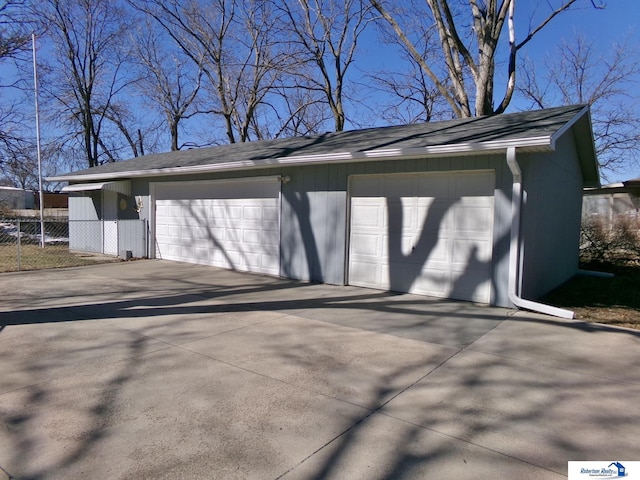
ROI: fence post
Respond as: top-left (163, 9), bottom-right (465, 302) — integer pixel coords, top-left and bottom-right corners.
top-left (143, 219), bottom-right (148, 258)
top-left (17, 218), bottom-right (21, 272)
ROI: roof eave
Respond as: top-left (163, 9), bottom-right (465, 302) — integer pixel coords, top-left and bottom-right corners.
top-left (550, 105), bottom-right (600, 188)
top-left (47, 136), bottom-right (554, 183)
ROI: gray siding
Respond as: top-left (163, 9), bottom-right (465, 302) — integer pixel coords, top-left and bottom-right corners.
top-left (68, 193), bottom-right (100, 221)
top-left (491, 160), bottom-right (516, 307)
top-left (122, 149), bottom-right (589, 308)
top-left (518, 131), bottom-right (583, 300)
top-left (280, 175), bottom-right (347, 285)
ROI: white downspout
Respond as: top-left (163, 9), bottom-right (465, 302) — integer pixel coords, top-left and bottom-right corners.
top-left (506, 147), bottom-right (575, 319)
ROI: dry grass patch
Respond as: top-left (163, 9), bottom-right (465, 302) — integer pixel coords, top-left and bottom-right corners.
top-left (542, 261), bottom-right (640, 330)
top-left (0, 244), bottom-right (120, 273)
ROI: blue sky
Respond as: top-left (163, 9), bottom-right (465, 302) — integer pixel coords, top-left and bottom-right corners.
top-left (3, 1), bottom-right (639, 183)
top-left (359, 0), bottom-right (640, 182)
top-left (533, 0), bottom-right (640, 182)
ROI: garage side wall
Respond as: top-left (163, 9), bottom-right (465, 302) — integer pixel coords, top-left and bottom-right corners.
top-left (518, 131), bottom-right (583, 300)
top-left (68, 192), bottom-right (100, 221)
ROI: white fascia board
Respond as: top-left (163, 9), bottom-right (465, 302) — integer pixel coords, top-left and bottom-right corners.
top-left (62, 182), bottom-right (107, 191)
top-left (61, 180), bottom-right (131, 195)
top-left (48, 136), bottom-right (554, 183)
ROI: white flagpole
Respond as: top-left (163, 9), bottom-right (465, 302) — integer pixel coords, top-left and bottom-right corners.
top-left (32, 33), bottom-right (45, 248)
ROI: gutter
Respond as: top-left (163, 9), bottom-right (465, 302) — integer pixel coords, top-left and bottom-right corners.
top-left (506, 147), bottom-right (575, 319)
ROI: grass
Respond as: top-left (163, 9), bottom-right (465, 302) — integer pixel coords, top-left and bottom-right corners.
top-left (0, 243), bottom-right (120, 273)
top-left (541, 260), bottom-right (640, 330)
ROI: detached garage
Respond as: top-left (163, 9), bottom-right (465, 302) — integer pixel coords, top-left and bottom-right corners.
top-left (50, 105), bottom-right (600, 317)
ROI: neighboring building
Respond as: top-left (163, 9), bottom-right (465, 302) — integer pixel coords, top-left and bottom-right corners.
top-left (49, 105), bottom-right (600, 316)
top-left (583, 178), bottom-right (640, 224)
top-left (0, 186), bottom-right (35, 210)
top-left (38, 192), bottom-right (69, 209)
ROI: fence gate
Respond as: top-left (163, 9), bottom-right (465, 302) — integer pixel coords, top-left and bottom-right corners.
top-left (70, 219), bottom-right (147, 258)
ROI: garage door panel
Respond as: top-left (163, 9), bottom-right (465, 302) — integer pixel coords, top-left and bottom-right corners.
top-left (168, 224), bottom-right (181, 237)
top-left (453, 205), bottom-right (493, 233)
top-left (243, 228), bottom-right (261, 245)
top-left (193, 226), bottom-right (209, 241)
top-left (194, 247), bottom-right (209, 262)
top-left (387, 199), bottom-right (417, 231)
top-left (243, 205), bottom-right (263, 220)
top-left (451, 238), bottom-right (492, 264)
top-left (351, 232), bottom-right (381, 257)
top-left (181, 245), bottom-right (195, 258)
top-left (349, 171), bottom-right (494, 303)
top-left (263, 205), bottom-right (279, 220)
top-left (160, 243), bottom-right (180, 259)
top-left (351, 202), bottom-right (383, 228)
top-left (385, 234), bottom-right (422, 261)
top-left (425, 238), bottom-right (450, 263)
top-left (262, 230), bottom-right (280, 247)
top-left (154, 178), bottom-right (280, 276)
top-left (243, 252), bottom-right (261, 268)
top-left (167, 205), bottom-right (180, 218)
top-left (417, 202), bottom-right (454, 231)
top-left (211, 204), bottom-right (227, 219)
top-left (227, 205), bottom-right (243, 220)
top-left (260, 242), bottom-right (279, 256)
top-left (412, 271), bottom-right (449, 296)
top-left (349, 260), bottom-right (382, 289)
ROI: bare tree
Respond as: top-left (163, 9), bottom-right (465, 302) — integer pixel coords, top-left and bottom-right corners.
top-left (0, 0), bottom-right (33, 61)
top-left (260, 75), bottom-right (330, 138)
top-left (278, 0), bottom-right (373, 132)
top-left (367, 13), bottom-right (451, 125)
top-left (0, 108), bottom-right (34, 186)
top-left (131, 0), bottom-right (290, 144)
top-left (36, 0), bottom-right (133, 168)
top-left (130, 22), bottom-right (203, 151)
top-left (518, 36), bottom-right (640, 177)
top-left (370, 0), bottom-right (605, 118)
top-left (0, 0), bottom-right (36, 179)
top-left (0, 142), bottom-right (38, 189)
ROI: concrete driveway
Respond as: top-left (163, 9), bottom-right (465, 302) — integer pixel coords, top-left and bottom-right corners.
top-left (0, 260), bottom-right (639, 479)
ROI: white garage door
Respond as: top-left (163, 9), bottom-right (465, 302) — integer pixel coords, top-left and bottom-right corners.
top-left (154, 177), bottom-right (280, 276)
top-left (348, 171), bottom-right (495, 303)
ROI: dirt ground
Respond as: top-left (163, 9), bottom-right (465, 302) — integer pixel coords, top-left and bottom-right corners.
top-left (541, 260), bottom-right (640, 330)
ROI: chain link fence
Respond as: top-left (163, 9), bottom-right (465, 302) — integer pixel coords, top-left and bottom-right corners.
top-left (0, 217), bottom-right (147, 273)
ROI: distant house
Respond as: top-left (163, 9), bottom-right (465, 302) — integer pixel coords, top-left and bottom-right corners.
top-left (0, 187), bottom-right (35, 210)
top-left (38, 192), bottom-right (69, 209)
top-left (583, 178), bottom-right (640, 224)
top-left (49, 105), bottom-right (600, 317)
